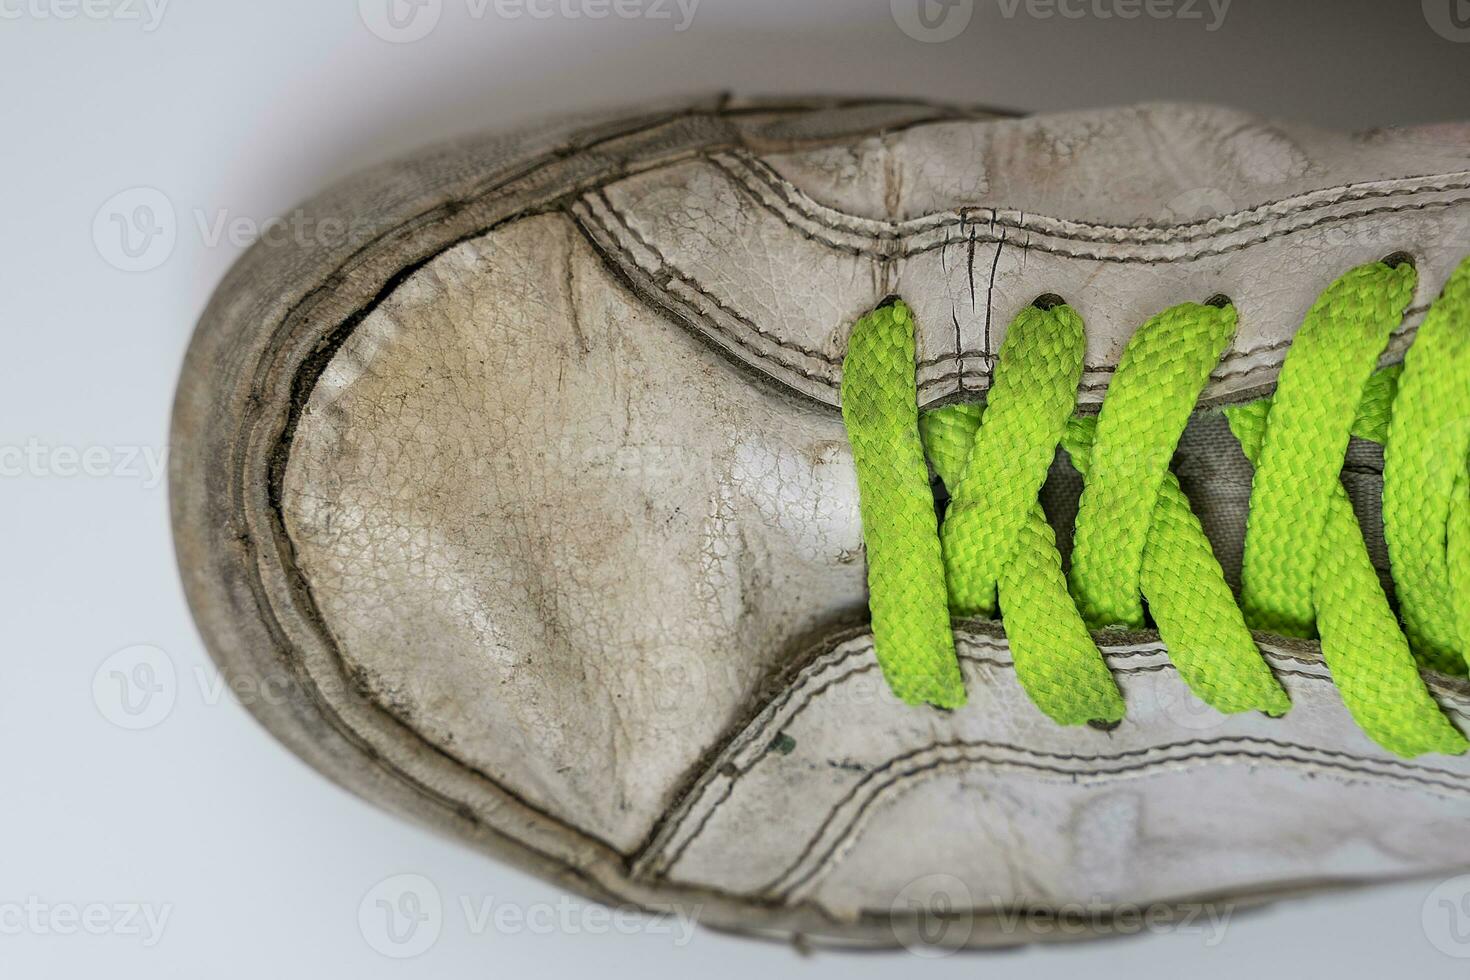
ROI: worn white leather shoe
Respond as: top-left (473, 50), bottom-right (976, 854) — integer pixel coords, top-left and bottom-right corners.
top-left (172, 96), bottom-right (1470, 950)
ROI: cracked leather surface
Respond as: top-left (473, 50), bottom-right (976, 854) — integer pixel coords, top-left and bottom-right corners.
top-left (279, 102), bottom-right (1470, 918)
top-left (286, 213), bottom-right (866, 852)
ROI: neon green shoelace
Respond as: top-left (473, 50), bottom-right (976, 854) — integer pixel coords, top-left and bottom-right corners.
top-left (841, 256), bottom-right (1470, 758)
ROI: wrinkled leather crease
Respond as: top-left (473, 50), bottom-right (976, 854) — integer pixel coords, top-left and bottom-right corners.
top-left (175, 99), bottom-right (1470, 943)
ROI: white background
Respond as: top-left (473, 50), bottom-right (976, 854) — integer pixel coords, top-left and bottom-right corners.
top-left (4, 0), bottom-right (1470, 976)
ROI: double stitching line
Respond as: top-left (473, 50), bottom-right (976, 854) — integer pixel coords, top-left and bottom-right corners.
top-left (584, 155), bottom-right (1468, 403)
top-left (641, 632), bottom-right (1470, 886)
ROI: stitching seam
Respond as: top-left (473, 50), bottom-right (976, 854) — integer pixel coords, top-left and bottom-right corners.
top-left (586, 170), bottom-right (1453, 397)
top-left (574, 195), bottom-right (843, 382)
top-left (646, 633), bottom-right (1470, 877)
top-left (761, 739), bottom-right (1470, 900)
top-left (719, 149), bottom-right (1470, 246)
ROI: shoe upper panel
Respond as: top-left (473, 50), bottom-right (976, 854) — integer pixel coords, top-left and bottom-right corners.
top-left (282, 212), bottom-right (868, 851)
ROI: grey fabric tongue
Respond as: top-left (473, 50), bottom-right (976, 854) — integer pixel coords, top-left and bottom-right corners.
top-left (1041, 409), bottom-right (1392, 600)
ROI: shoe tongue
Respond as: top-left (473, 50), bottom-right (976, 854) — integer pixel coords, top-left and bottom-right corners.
top-left (1039, 409), bottom-right (1390, 594)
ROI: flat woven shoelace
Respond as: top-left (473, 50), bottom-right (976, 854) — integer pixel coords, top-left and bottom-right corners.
top-left (841, 256), bottom-right (1470, 758)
